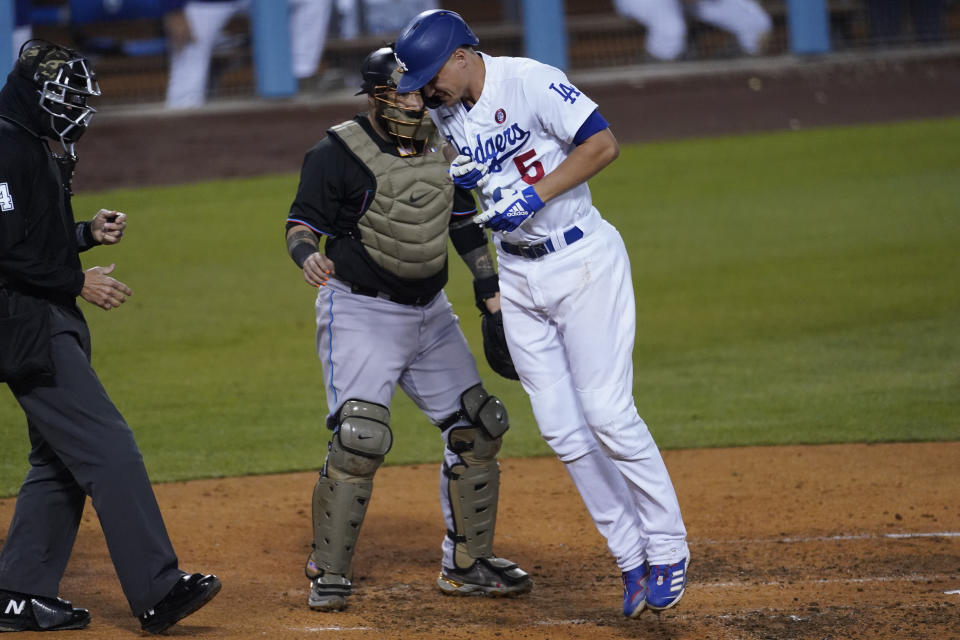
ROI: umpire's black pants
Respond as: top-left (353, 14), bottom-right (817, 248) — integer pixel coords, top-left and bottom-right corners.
top-left (0, 303), bottom-right (183, 616)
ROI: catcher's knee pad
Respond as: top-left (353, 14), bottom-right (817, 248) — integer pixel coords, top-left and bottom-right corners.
top-left (441, 384), bottom-right (509, 450)
top-left (308, 400), bottom-right (392, 578)
top-left (442, 385), bottom-right (509, 568)
top-left (327, 399), bottom-right (393, 475)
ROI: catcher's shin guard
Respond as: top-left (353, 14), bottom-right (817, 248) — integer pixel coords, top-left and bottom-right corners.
top-left (443, 385), bottom-right (509, 568)
top-left (306, 400), bottom-right (392, 585)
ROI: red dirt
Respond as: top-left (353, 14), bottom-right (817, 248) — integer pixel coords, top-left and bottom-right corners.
top-left (1, 444), bottom-right (957, 639)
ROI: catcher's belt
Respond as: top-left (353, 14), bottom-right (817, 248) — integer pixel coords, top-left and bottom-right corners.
top-left (337, 277), bottom-right (439, 307)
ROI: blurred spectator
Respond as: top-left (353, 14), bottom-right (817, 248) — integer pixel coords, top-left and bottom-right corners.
top-left (68, 0), bottom-right (186, 58)
top-left (334, 0), bottom-right (437, 38)
top-left (867, 0), bottom-right (946, 44)
top-left (163, 2), bottom-right (192, 51)
top-left (165, 0), bottom-right (333, 109)
top-left (12, 0), bottom-right (33, 59)
top-left (614, 0), bottom-right (772, 61)
top-left (68, 0), bottom-right (186, 23)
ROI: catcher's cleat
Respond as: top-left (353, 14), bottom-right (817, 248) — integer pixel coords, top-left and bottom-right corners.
top-left (139, 573), bottom-right (221, 634)
top-left (0, 590), bottom-right (90, 632)
top-left (437, 557), bottom-right (532, 597)
top-left (308, 573), bottom-right (351, 612)
top-left (621, 564), bottom-right (649, 618)
top-left (646, 557), bottom-right (688, 611)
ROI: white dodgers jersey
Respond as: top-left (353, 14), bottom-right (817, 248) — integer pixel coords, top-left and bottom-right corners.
top-left (430, 53), bottom-right (601, 244)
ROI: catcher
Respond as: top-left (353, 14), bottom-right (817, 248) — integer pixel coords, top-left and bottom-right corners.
top-left (284, 45), bottom-right (530, 612)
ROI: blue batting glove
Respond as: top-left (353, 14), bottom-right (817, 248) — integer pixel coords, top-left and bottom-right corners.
top-left (449, 154), bottom-right (490, 190)
top-left (473, 186), bottom-right (545, 232)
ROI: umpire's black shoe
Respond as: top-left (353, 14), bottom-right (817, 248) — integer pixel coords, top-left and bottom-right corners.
top-left (139, 573), bottom-right (221, 635)
top-left (0, 589), bottom-right (90, 632)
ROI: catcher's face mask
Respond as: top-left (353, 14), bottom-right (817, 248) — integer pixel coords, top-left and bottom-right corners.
top-left (18, 40), bottom-right (101, 157)
top-left (372, 68), bottom-right (426, 154)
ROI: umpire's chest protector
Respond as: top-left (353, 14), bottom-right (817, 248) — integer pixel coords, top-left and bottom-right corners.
top-left (329, 120), bottom-right (453, 280)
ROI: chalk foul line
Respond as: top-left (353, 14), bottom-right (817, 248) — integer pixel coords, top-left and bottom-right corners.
top-left (698, 531), bottom-right (960, 545)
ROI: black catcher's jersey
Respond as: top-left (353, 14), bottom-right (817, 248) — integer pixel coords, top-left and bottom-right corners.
top-left (286, 115), bottom-right (481, 303)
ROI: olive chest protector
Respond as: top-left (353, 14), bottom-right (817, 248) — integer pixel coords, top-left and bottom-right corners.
top-left (329, 120), bottom-right (454, 280)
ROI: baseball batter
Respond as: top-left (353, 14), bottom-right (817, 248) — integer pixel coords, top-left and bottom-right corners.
top-left (284, 46), bottom-right (531, 612)
top-left (395, 10), bottom-right (690, 618)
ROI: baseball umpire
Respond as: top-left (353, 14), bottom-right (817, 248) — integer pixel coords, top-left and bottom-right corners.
top-left (285, 45), bottom-right (531, 611)
top-left (395, 10), bottom-right (690, 618)
top-left (0, 41), bottom-right (220, 633)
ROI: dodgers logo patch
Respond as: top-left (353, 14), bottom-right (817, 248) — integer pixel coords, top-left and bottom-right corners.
top-left (495, 108), bottom-right (506, 124)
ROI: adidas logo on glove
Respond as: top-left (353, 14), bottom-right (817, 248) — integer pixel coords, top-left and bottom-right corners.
top-left (473, 186), bottom-right (546, 232)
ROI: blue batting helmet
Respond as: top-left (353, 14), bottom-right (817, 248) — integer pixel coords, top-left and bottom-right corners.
top-left (394, 10), bottom-right (479, 94)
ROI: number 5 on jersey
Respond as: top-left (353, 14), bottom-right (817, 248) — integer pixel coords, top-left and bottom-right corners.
top-left (514, 150), bottom-right (544, 185)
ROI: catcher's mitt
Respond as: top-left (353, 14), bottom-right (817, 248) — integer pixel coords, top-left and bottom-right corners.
top-left (481, 310), bottom-right (519, 380)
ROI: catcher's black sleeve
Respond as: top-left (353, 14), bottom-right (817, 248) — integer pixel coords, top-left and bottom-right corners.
top-left (286, 134), bottom-right (371, 238)
top-left (449, 187), bottom-right (486, 256)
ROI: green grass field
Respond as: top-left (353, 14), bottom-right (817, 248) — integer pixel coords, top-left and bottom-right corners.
top-left (2, 117), bottom-right (958, 496)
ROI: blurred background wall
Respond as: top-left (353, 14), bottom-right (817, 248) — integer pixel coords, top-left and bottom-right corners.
top-left (3, 0), bottom-right (958, 107)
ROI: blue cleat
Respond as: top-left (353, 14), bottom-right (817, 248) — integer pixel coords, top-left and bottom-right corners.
top-left (621, 564), bottom-right (649, 618)
top-left (647, 557), bottom-right (688, 611)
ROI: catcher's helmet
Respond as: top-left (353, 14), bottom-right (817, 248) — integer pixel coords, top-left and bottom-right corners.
top-left (356, 46), bottom-right (399, 96)
top-left (356, 46), bottom-right (427, 152)
top-left (15, 39), bottom-right (100, 155)
top-left (394, 10), bottom-right (478, 94)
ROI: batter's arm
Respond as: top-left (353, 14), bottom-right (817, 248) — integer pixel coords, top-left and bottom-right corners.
top-left (440, 139), bottom-right (458, 163)
top-left (527, 128), bottom-right (619, 205)
top-left (286, 224), bottom-right (334, 287)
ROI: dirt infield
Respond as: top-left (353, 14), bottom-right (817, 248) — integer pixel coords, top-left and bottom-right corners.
top-left (1, 443), bottom-right (957, 639)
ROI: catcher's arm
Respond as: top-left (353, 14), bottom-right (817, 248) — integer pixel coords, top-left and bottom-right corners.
top-left (285, 224), bottom-right (334, 287)
top-left (449, 215), bottom-right (499, 312)
top-left (450, 214), bottom-right (519, 380)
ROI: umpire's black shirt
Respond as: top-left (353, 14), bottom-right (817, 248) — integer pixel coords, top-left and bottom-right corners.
top-left (286, 114), bottom-right (483, 303)
top-left (0, 72), bottom-right (96, 308)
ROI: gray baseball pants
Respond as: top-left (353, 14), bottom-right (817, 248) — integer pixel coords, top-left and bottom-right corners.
top-left (0, 303), bottom-right (183, 616)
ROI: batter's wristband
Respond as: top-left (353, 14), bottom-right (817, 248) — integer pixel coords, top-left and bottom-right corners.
top-left (521, 186), bottom-right (545, 212)
top-left (291, 243), bottom-right (320, 269)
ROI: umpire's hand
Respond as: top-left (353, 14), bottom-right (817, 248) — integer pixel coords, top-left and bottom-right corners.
top-left (81, 264), bottom-right (133, 311)
top-left (90, 209), bottom-right (127, 245)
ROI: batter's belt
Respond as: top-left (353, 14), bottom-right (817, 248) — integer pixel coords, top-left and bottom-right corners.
top-left (498, 213), bottom-right (602, 260)
top-left (501, 226), bottom-right (584, 259)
